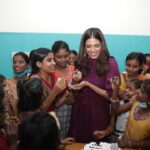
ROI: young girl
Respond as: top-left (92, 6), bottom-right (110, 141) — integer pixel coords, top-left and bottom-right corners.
top-left (17, 78), bottom-right (75, 148)
top-left (69, 50), bottom-right (78, 66)
top-left (4, 52), bottom-right (30, 118)
top-left (52, 41), bottom-right (75, 139)
top-left (118, 79), bottom-right (150, 149)
top-left (106, 52), bottom-right (148, 141)
top-left (111, 78), bottom-right (143, 142)
top-left (30, 48), bottom-right (67, 111)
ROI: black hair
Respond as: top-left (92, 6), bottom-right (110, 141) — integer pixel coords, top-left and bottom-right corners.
top-left (126, 52), bottom-right (146, 74)
top-left (144, 53), bottom-right (150, 57)
top-left (17, 78), bottom-right (43, 112)
top-left (52, 40), bottom-right (69, 54)
top-left (77, 27), bottom-right (110, 76)
top-left (131, 79), bottom-right (143, 89)
top-left (69, 50), bottom-right (78, 56)
top-left (142, 79), bottom-right (150, 98)
top-left (30, 48), bottom-right (52, 74)
top-left (13, 52), bottom-right (29, 64)
top-left (18, 112), bottom-right (59, 150)
top-left (126, 52), bottom-right (146, 66)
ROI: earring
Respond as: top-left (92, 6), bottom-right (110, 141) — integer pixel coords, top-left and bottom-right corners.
top-left (84, 53), bottom-right (87, 58)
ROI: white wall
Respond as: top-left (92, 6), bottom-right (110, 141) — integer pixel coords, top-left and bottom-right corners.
top-left (0, 0), bottom-right (150, 35)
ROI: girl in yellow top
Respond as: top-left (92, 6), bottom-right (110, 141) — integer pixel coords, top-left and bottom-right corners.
top-left (118, 79), bottom-right (150, 150)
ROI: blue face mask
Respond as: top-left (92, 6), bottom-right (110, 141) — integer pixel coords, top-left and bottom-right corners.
top-left (138, 101), bottom-right (148, 109)
top-left (14, 67), bottom-right (31, 78)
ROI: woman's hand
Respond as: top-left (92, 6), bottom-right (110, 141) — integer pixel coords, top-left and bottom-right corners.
top-left (69, 81), bottom-right (87, 90)
top-left (93, 127), bottom-right (113, 139)
top-left (60, 137), bottom-right (75, 145)
top-left (93, 130), bottom-right (106, 139)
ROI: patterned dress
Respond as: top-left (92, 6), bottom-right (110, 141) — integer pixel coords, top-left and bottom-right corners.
top-left (54, 65), bottom-right (75, 139)
top-left (122, 101), bottom-right (150, 150)
top-left (30, 74), bottom-right (55, 111)
top-left (69, 58), bottom-right (120, 143)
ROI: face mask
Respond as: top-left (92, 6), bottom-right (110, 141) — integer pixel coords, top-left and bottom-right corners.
top-left (14, 67), bottom-right (31, 78)
top-left (138, 101), bottom-right (148, 109)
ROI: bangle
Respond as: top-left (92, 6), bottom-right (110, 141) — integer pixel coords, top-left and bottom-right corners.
top-left (110, 98), bottom-right (119, 103)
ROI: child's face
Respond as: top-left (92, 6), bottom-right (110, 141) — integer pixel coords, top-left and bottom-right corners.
top-left (69, 53), bottom-right (77, 65)
top-left (37, 52), bottom-right (56, 74)
top-left (54, 48), bottom-right (69, 68)
top-left (120, 81), bottom-right (138, 100)
top-left (137, 85), bottom-right (149, 103)
top-left (146, 56), bottom-right (150, 62)
top-left (13, 55), bottom-right (28, 73)
top-left (126, 82), bottom-right (136, 97)
top-left (126, 59), bottom-right (141, 77)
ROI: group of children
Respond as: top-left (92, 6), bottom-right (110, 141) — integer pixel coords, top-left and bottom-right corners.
top-left (0, 27), bottom-right (150, 150)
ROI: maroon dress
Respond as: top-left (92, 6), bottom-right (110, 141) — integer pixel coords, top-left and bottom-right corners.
top-left (69, 58), bottom-right (120, 143)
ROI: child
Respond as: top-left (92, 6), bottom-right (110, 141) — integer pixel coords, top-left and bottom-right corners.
top-left (30, 48), bottom-right (67, 111)
top-left (111, 78), bottom-right (143, 142)
top-left (118, 79), bottom-right (150, 149)
top-left (18, 77), bottom-right (75, 146)
top-left (52, 41), bottom-right (75, 139)
top-left (111, 52), bottom-right (148, 142)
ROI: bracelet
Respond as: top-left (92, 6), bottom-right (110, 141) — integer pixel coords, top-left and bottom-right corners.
top-left (110, 98), bottom-right (119, 103)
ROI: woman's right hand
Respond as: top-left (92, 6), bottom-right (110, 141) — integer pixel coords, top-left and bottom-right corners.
top-left (53, 78), bottom-right (67, 94)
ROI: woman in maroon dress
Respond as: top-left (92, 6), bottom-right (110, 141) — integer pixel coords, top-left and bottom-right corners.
top-left (69, 27), bottom-right (120, 143)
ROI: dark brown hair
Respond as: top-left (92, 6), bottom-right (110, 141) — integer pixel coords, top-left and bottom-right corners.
top-left (77, 27), bottom-right (110, 76)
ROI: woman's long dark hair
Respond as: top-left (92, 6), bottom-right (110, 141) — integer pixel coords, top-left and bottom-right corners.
top-left (77, 27), bottom-right (110, 77)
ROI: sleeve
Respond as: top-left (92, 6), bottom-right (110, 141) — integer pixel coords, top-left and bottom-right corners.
top-left (0, 135), bottom-right (8, 150)
top-left (105, 58), bottom-right (120, 97)
top-left (3, 79), bottom-right (18, 116)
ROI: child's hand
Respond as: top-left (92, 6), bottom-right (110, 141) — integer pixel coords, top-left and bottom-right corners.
top-left (117, 135), bottom-right (130, 148)
top-left (72, 70), bottom-right (82, 83)
top-left (64, 91), bottom-right (75, 105)
top-left (110, 76), bottom-right (120, 89)
top-left (61, 137), bottom-right (75, 145)
top-left (53, 78), bottom-right (67, 94)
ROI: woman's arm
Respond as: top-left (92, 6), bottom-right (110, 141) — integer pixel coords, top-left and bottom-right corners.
top-left (85, 81), bottom-right (110, 100)
top-left (93, 113), bottom-right (116, 139)
top-left (70, 81), bottom-right (110, 100)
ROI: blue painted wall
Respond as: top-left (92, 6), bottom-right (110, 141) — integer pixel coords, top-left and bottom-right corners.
top-left (0, 32), bottom-right (150, 78)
